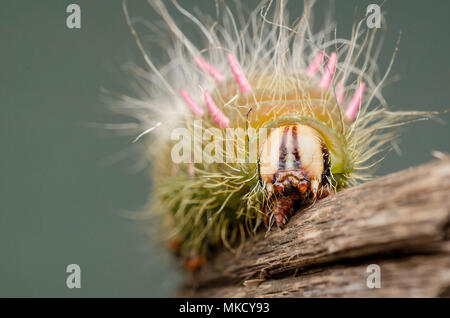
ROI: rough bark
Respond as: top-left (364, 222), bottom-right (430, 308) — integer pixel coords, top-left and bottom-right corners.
top-left (183, 156), bottom-right (450, 297)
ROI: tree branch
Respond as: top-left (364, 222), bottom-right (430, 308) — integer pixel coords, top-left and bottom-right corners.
top-left (183, 156), bottom-right (450, 297)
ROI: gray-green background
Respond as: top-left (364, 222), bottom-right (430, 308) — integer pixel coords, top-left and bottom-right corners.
top-left (1, 0), bottom-right (448, 297)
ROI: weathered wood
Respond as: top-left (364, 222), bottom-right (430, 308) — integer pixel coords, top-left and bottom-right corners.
top-left (184, 157), bottom-right (450, 297)
top-left (185, 253), bottom-right (450, 297)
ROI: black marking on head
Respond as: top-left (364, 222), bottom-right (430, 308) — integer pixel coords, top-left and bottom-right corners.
top-left (321, 144), bottom-right (331, 185)
top-left (278, 126), bottom-right (289, 170)
top-left (291, 126), bottom-right (301, 169)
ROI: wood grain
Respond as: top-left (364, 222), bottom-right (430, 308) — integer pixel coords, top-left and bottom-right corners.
top-left (183, 157), bottom-right (450, 297)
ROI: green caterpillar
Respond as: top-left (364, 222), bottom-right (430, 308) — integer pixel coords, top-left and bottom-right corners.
top-left (111, 0), bottom-right (433, 270)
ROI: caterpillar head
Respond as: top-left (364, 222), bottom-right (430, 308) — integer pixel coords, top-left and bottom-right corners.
top-left (260, 124), bottom-right (335, 226)
top-left (196, 57), bottom-right (356, 227)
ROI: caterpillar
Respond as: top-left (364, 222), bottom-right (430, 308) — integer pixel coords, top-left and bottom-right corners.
top-left (110, 0), bottom-right (436, 270)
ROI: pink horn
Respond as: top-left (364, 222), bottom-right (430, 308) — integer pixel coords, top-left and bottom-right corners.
top-left (345, 82), bottom-right (366, 121)
top-left (180, 88), bottom-right (204, 118)
top-left (194, 56), bottom-right (224, 82)
top-left (306, 51), bottom-right (324, 77)
top-left (318, 52), bottom-right (337, 90)
top-left (335, 81), bottom-right (346, 105)
top-left (204, 90), bottom-right (229, 128)
top-left (227, 53), bottom-right (252, 94)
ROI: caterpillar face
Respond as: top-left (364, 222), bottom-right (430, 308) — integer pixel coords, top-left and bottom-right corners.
top-left (260, 124), bottom-right (333, 225)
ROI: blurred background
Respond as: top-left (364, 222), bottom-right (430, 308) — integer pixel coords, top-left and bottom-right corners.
top-left (0, 0), bottom-right (448, 297)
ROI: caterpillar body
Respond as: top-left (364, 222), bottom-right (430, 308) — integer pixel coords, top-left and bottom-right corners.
top-left (113, 0), bottom-right (433, 269)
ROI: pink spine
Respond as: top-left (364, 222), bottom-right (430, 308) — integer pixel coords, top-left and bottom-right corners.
top-left (335, 82), bottom-right (346, 105)
top-left (306, 51), bottom-right (324, 77)
top-left (227, 53), bottom-right (252, 94)
top-left (180, 88), bottom-right (204, 118)
top-left (204, 90), bottom-right (229, 128)
top-left (345, 82), bottom-right (366, 121)
top-left (194, 56), bottom-right (225, 82)
top-left (318, 52), bottom-right (337, 90)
